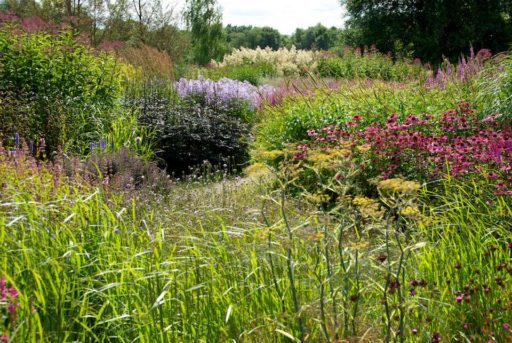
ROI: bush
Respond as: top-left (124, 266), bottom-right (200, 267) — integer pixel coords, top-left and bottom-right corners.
top-left (0, 22), bottom-right (123, 153)
top-left (135, 78), bottom-right (265, 173)
top-left (317, 47), bottom-right (426, 81)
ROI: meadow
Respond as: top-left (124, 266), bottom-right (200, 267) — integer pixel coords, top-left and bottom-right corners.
top-left (1, 16), bottom-right (511, 343)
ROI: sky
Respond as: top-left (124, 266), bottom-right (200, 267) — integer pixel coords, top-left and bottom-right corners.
top-left (173, 0), bottom-right (346, 35)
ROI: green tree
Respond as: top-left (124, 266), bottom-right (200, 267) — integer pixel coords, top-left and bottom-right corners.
top-left (225, 25), bottom-right (283, 50)
top-left (292, 23), bottom-right (342, 50)
top-left (341, 0), bottom-right (512, 63)
top-left (184, 0), bottom-right (225, 65)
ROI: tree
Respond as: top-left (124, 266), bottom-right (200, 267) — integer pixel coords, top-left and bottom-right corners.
top-left (292, 24), bottom-right (342, 50)
top-left (341, 0), bottom-right (512, 63)
top-left (183, 0), bottom-right (225, 65)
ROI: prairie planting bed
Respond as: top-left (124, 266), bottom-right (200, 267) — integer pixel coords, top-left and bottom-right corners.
top-left (1, 20), bottom-right (511, 343)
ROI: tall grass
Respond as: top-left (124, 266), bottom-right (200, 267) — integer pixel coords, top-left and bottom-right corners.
top-left (2, 151), bottom-right (509, 342)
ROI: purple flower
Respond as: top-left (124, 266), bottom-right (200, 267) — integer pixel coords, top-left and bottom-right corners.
top-left (175, 76), bottom-right (275, 109)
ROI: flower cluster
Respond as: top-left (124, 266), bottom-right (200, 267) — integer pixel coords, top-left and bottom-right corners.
top-left (211, 46), bottom-right (321, 77)
top-left (296, 103), bottom-right (512, 194)
top-left (174, 76), bottom-right (275, 109)
top-left (425, 48), bottom-right (492, 88)
top-left (1, 278), bottom-right (19, 342)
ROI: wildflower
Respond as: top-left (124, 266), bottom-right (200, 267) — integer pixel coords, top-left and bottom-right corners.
top-left (0, 336), bottom-right (9, 342)
top-left (7, 303), bottom-right (16, 314)
top-left (388, 280), bottom-right (400, 294)
top-left (377, 178), bottom-right (421, 194)
top-left (411, 328), bottom-right (418, 335)
top-left (376, 254), bottom-right (387, 263)
top-left (400, 206), bottom-right (421, 218)
top-left (503, 323), bottom-right (511, 331)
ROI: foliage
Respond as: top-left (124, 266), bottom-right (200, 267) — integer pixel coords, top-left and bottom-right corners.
top-left (479, 52), bottom-right (512, 118)
top-left (281, 103), bottom-right (512, 201)
top-left (317, 46), bottom-right (426, 81)
top-left (188, 62), bottom-right (277, 85)
top-left (112, 43), bottom-right (174, 81)
top-left (225, 25), bottom-right (283, 50)
top-left (0, 24), bottom-right (123, 153)
top-left (1, 151), bottom-right (510, 341)
top-left (184, 0), bottom-right (225, 65)
top-left (134, 80), bottom-right (259, 173)
top-left (341, 0), bottom-right (512, 63)
top-left (255, 79), bottom-right (478, 151)
top-left (291, 24), bottom-right (343, 50)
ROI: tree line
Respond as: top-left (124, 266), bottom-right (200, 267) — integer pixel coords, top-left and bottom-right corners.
top-left (1, 0), bottom-right (511, 66)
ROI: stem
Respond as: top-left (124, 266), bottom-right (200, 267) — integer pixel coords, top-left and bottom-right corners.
top-left (281, 189), bottom-right (304, 342)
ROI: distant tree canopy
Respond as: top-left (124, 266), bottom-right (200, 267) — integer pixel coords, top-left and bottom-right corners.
top-left (292, 24), bottom-right (343, 50)
top-left (225, 25), bottom-right (282, 50)
top-left (225, 24), bottom-right (343, 51)
top-left (3, 0), bottom-right (191, 64)
top-left (341, 0), bottom-right (512, 63)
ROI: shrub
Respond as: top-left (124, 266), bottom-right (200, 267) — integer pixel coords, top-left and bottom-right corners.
top-left (317, 47), bottom-right (426, 81)
top-left (0, 20), bottom-right (123, 153)
top-left (136, 80), bottom-right (258, 173)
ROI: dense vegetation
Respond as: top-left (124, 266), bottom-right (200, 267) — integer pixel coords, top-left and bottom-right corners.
top-left (1, 3), bottom-right (512, 343)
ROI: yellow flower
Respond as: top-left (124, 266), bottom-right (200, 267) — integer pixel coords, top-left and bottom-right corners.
top-left (353, 196), bottom-right (377, 207)
top-left (400, 206), bottom-right (421, 218)
top-left (356, 144), bottom-right (372, 152)
top-left (377, 178), bottom-right (421, 194)
top-left (257, 149), bottom-right (285, 159)
top-left (244, 163), bottom-right (271, 178)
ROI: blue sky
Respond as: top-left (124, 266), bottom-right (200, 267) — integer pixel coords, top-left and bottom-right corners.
top-left (174, 0), bottom-right (346, 35)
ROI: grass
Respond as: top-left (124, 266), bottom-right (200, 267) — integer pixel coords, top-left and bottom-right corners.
top-left (2, 154), bottom-right (510, 342)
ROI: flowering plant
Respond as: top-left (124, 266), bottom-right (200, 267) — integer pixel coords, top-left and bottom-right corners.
top-left (1, 278), bottom-right (19, 342)
top-left (211, 46), bottom-right (321, 77)
top-left (175, 76), bottom-right (275, 110)
top-left (288, 102), bottom-right (512, 197)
